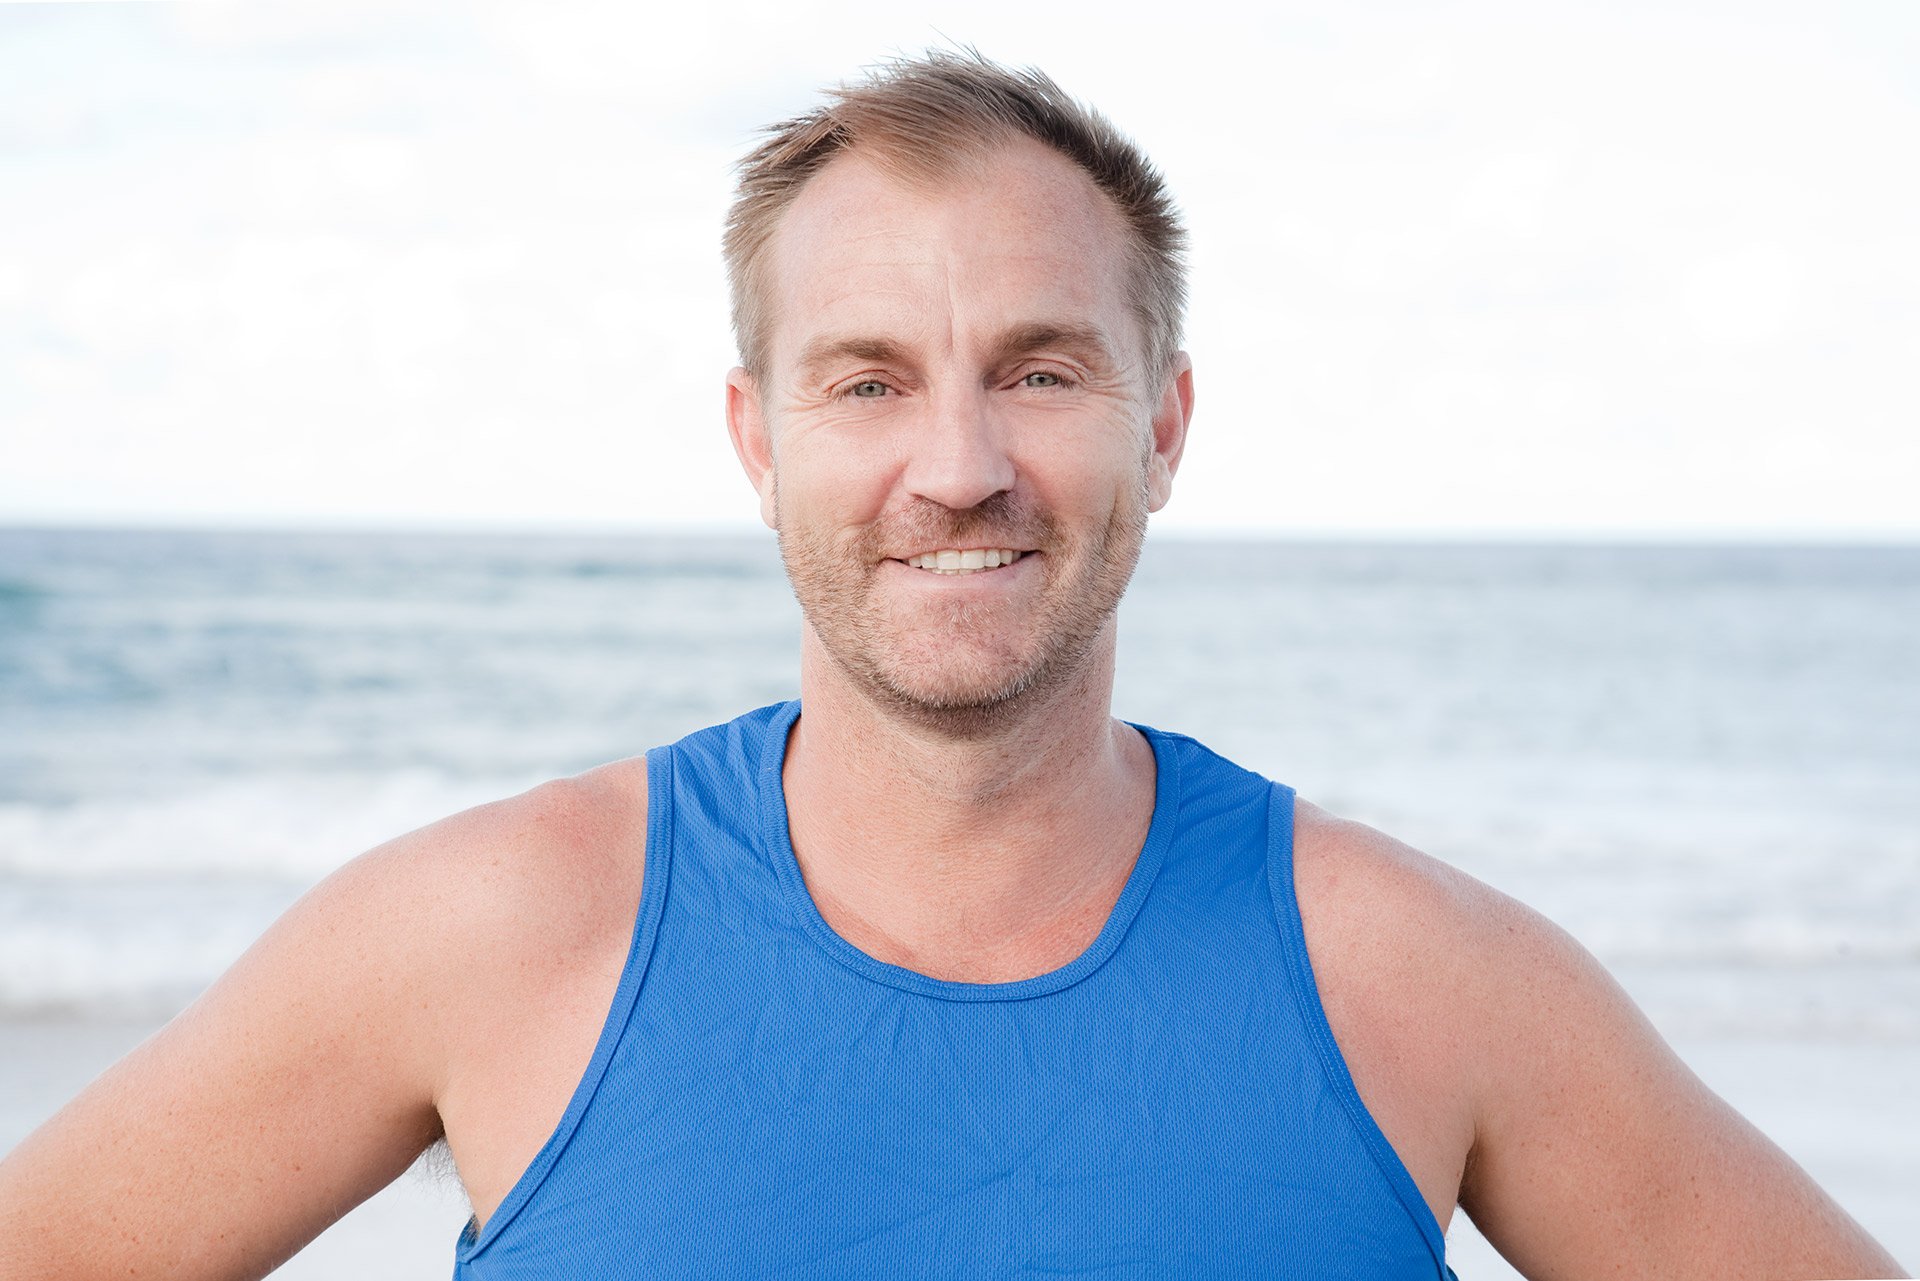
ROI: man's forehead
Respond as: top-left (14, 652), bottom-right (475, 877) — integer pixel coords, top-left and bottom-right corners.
top-left (800, 138), bottom-right (1113, 226)
top-left (761, 140), bottom-right (1137, 369)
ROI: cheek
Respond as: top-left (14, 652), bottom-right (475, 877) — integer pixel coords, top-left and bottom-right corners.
top-left (772, 445), bottom-right (896, 531)
top-left (1021, 434), bottom-right (1151, 513)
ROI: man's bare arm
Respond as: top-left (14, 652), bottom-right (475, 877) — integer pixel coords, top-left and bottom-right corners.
top-left (0, 842), bottom-right (453, 1278)
top-left (1455, 890), bottom-right (1905, 1279)
top-left (1295, 804), bottom-right (1904, 1280)
top-left (0, 768), bottom-right (647, 1280)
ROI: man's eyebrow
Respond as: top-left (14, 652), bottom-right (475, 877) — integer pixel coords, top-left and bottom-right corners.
top-left (794, 336), bottom-right (914, 380)
top-left (791, 324), bottom-right (1122, 380)
top-left (986, 322), bottom-right (1121, 370)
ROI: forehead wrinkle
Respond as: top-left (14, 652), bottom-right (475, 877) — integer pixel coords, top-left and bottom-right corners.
top-left (766, 140), bottom-right (1139, 379)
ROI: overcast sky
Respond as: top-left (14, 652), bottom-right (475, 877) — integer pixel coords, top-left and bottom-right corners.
top-left (2, 1), bottom-right (1916, 539)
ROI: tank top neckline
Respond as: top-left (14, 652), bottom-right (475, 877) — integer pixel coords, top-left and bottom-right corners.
top-left (754, 699), bottom-right (1182, 1002)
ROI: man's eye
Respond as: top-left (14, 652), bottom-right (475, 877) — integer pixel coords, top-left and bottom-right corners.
top-left (849, 380), bottom-right (890, 398)
top-left (1022, 371), bottom-right (1062, 388)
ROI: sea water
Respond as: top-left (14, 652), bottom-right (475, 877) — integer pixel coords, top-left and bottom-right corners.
top-left (2, 528), bottom-right (1916, 1046)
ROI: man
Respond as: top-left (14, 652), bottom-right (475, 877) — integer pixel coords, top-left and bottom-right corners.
top-left (0, 51), bottom-right (1903, 1281)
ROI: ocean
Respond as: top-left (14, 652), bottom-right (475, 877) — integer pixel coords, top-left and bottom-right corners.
top-left (2, 527), bottom-right (1917, 1045)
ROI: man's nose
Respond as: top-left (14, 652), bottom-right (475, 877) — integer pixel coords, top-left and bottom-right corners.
top-left (902, 388), bottom-right (1016, 511)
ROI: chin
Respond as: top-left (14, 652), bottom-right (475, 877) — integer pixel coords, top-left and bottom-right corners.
top-left (851, 624), bottom-right (1107, 740)
top-left (868, 643), bottom-right (1042, 714)
top-left (862, 676), bottom-right (1038, 740)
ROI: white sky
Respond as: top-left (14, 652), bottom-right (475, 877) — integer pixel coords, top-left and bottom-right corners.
top-left (2, 0), bottom-right (1916, 539)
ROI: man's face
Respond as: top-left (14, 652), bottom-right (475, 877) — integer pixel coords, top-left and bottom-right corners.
top-left (728, 138), bottom-right (1191, 725)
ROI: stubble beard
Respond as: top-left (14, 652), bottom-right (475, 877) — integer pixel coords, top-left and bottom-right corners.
top-left (777, 485), bottom-right (1151, 739)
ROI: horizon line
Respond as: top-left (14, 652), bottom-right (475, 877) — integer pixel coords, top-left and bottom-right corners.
top-left (3, 517), bottom-right (1918, 550)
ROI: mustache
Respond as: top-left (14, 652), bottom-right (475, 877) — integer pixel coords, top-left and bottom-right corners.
top-left (863, 493), bottom-right (1056, 557)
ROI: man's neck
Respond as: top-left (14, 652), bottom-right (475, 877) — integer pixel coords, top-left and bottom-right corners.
top-left (781, 627), bottom-right (1157, 983)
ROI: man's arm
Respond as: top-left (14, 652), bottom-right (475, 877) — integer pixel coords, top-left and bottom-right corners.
top-left (1294, 803), bottom-right (1905, 1280)
top-left (0, 768), bottom-right (647, 1280)
top-left (0, 842), bottom-right (451, 1278)
top-left (1454, 891), bottom-right (1904, 1278)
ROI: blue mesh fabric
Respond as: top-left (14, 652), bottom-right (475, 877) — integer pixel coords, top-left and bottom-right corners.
top-left (453, 700), bottom-right (1452, 1278)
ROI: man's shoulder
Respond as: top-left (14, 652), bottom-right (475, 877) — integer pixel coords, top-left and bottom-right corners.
top-left (269, 755), bottom-right (654, 1060)
top-left (0, 756), bottom-right (658, 1275)
top-left (332, 756), bottom-right (655, 1213)
top-left (1290, 798), bottom-right (1487, 949)
top-left (1282, 801), bottom-right (1905, 1276)
top-left (1282, 797), bottom-right (1621, 1225)
top-left (1286, 795), bottom-right (1579, 1049)
top-left (369, 756), bottom-right (652, 963)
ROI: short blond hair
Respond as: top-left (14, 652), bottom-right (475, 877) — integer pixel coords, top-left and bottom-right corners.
top-left (724, 49), bottom-right (1188, 384)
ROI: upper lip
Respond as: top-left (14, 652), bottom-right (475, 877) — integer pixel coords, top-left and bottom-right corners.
top-left (887, 545), bottom-right (1033, 559)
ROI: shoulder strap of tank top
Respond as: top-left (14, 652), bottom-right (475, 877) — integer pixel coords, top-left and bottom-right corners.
top-left (1262, 781), bottom-right (1452, 1277)
top-left (459, 744), bottom-right (678, 1261)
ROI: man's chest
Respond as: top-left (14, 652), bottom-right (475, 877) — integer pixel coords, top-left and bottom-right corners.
top-left (451, 928), bottom-right (1451, 1277)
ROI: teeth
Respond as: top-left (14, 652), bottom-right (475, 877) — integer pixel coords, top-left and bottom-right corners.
top-left (903, 548), bottom-right (1024, 574)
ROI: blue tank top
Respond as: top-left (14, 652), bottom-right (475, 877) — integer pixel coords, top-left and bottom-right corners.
top-left (453, 701), bottom-right (1453, 1278)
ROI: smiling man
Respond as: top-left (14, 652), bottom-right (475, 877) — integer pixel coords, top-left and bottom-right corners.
top-left (0, 51), bottom-right (1904, 1281)
top-left (731, 131), bottom-right (1179, 735)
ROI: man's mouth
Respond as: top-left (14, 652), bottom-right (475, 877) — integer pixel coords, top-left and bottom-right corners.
top-left (898, 548), bottom-right (1028, 575)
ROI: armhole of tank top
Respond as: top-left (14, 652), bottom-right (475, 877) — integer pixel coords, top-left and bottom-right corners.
top-left (455, 744), bottom-right (678, 1265)
top-left (1263, 782), bottom-right (1452, 1277)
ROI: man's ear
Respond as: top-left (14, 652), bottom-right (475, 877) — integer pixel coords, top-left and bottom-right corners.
top-left (1145, 352), bottom-right (1194, 512)
top-left (725, 367), bottom-right (777, 530)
